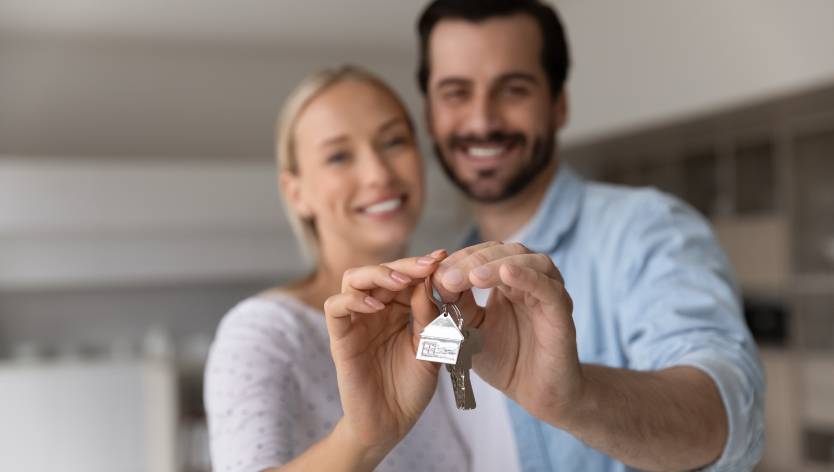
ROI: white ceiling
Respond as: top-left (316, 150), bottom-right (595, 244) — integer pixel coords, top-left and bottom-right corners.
top-left (0, 0), bottom-right (428, 47)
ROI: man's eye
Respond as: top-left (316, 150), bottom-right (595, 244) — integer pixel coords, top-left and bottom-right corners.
top-left (442, 89), bottom-right (468, 102)
top-left (503, 86), bottom-right (530, 97)
top-left (326, 152), bottom-right (350, 164)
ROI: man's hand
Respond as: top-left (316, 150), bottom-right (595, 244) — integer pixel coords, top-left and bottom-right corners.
top-left (431, 241), bottom-right (582, 425)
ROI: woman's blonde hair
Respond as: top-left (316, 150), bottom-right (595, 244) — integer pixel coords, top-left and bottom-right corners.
top-left (275, 65), bottom-right (412, 264)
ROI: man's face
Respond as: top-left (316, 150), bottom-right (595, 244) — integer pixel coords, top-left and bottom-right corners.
top-left (426, 13), bottom-right (565, 203)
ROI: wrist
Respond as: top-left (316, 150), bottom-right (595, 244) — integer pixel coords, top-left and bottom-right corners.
top-left (329, 418), bottom-right (391, 472)
top-left (545, 362), bottom-right (595, 431)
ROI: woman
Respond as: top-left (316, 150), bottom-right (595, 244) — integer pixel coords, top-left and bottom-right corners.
top-left (204, 66), bottom-right (468, 471)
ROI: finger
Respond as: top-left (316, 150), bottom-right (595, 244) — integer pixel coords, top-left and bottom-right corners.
top-left (381, 250), bottom-right (447, 280)
top-left (431, 242), bottom-right (501, 301)
top-left (371, 250), bottom-right (447, 303)
top-left (497, 263), bottom-right (572, 312)
top-left (435, 242), bottom-right (533, 295)
top-left (323, 292), bottom-right (386, 340)
top-left (341, 251), bottom-right (446, 294)
top-left (341, 264), bottom-right (417, 294)
top-left (467, 253), bottom-right (563, 290)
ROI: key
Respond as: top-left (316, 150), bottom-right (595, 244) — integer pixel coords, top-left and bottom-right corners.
top-left (416, 278), bottom-right (481, 410)
top-left (448, 327), bottom-right (481, 410)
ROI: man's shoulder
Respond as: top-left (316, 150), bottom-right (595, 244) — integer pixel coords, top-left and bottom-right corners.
top-left (580, 179), bottom-right (688, 226)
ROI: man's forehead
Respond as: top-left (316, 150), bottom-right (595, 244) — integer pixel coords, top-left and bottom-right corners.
top-left (427, 13), bottom-right (543, 83)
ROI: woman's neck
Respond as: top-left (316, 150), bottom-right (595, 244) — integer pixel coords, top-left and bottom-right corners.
top-left (287, 241), bottom-right (407, 311)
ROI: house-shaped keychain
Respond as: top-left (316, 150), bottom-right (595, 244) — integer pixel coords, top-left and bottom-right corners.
top-left (416, 311), bottom-right (464, 365)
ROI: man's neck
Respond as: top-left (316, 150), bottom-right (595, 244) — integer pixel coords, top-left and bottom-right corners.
top-left (474, 160), bottom-right (559, 242)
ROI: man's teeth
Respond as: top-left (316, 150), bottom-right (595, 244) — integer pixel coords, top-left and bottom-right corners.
top-left (364, 198), bottom-right (402, 214)
top-left (467, 146), bottom-right (504, 158)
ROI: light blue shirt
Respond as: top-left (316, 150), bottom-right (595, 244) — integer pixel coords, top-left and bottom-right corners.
top-left (467, 166), bottom-right (764, 471)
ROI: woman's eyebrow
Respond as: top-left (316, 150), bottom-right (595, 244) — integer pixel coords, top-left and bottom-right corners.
top-left (320, 134), bottom-right (349, 148)
top-left (378, 117), bottom-right (407, 133)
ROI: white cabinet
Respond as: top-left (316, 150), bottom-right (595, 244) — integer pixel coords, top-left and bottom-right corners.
top-left (0, 358), bottom-right (178, 472)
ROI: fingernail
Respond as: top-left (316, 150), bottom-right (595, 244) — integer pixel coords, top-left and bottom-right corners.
top-left (505, 264), bottom-right (520, 277)
top-left (417, 256), bottom-right (435, 265)
top-left (473, 265), bottom-right (492, 280)
top-left (430, 249), bottom-right (447, 259)
top-left (390, 271), bottom-right (412, 284)
top-left (443, 268), bottom-right (464, 286)
top-left (364, 296), bottom-right (385, 310)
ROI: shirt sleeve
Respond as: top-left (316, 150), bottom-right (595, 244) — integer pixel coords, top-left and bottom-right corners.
top-left (204, 300), bottom-right (302, 472)
top-left (615, 190), bottom-right (765, 471)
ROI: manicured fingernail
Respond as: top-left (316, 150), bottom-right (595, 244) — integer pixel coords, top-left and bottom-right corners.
top-left (390, 271), bottom-right (412, 284)
top-left (505, 264), bottom-right (521, 277)
top-left (430, 249), bottom-right (447, 259)
top-left (417, 256), bottom-right (435, 265)
top-left (473, 265), bottom-right (492, 280)
top-left (443, 268), bottom-right (464, 286)
top-left (364, 296), bottom-right (385, 310)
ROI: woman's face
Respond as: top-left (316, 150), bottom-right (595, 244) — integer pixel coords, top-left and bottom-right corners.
top-left (285, 79), bottom-right (424, 258)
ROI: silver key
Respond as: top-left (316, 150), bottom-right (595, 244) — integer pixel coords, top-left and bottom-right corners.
top-left (448, 327), bottom-right (481, 410)
top-left (417, 278), bottom-right (481, 410)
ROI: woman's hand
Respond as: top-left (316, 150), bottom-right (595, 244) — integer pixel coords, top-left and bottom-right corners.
top-left (323, 250), bottom-right (446, 463)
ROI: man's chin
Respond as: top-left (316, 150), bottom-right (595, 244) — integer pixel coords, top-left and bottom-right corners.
top-left (464, 182), bottom-right (513, 204)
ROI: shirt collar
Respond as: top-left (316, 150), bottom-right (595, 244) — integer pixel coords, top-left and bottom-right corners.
top-left (462, 164), bottom-right (584, 253)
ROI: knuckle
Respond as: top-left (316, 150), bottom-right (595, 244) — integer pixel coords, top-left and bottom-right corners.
top-left (535, 252), bottom-right (553, 267)
top-left (469, 250), bottom-right (492, 267)
top-left (511, 242), bottom-right (530, 254)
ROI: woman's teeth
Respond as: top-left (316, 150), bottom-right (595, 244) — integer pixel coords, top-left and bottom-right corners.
top-left (363, 198), bottom-right (402, 215)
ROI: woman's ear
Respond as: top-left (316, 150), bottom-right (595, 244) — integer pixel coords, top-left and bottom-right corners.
top-left (279, 170), bottom-right (313, 219)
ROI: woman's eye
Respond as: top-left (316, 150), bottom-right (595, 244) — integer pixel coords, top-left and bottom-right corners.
top-left (326, 152), bottom-right (350, 165)
top-left (384, 136), bottom-right (408, 149)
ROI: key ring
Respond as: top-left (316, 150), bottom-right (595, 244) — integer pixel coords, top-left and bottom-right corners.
top-left (424, 276), bottom-right (443, 310)
top-left (425, 277), bottom-right (464, 329)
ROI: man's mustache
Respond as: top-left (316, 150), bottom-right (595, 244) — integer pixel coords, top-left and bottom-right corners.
top-left (448, 131), bottom-right (525, 149)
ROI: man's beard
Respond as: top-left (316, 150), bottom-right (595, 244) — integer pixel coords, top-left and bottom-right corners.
top-left (433, 126), bottom-right (556, 204)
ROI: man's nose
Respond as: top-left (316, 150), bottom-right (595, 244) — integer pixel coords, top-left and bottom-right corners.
top-left (463, 93), bottom-right (503, 137)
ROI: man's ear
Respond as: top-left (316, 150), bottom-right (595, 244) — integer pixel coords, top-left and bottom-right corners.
top-left (423, 101), bottom-right (435, 139)
top-left (279, 170), bottom-right (313, 219)
top-left (554, 88), bottom-right (569, 131)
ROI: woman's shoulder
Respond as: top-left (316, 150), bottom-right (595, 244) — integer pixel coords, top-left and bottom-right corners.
top-left (213, 290), bottom-right (323, 344)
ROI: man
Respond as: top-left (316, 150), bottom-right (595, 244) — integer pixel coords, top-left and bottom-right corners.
top-left (418, 1), bottom-right (764, 470)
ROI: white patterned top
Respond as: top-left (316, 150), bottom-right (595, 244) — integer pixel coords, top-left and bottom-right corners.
top-left (204, 294), bottom-right (471, 472)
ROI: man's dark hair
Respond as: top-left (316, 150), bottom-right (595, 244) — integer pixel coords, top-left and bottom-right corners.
top-left (417, 0), bottom-right (570, 99)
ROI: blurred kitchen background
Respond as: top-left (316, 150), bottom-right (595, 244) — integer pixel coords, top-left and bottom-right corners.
top-left (1, 1), bottom-right (833, 471)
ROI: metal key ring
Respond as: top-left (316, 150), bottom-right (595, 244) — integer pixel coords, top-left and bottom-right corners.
top-left (424, 278), bottom-right (464, 329)
top-left (424, 277), bottom-right (444, 310)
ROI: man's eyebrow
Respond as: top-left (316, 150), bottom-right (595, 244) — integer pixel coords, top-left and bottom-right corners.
top-left (434, 77), bottom-right (470, 89)
top-left (496, 72), bottom-right (538, 85)
top-left (434, 72), bottom-right (539, 90)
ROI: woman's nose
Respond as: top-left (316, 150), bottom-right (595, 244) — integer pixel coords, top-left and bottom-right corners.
top-left (358, 147), bottom-right (395, 187)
